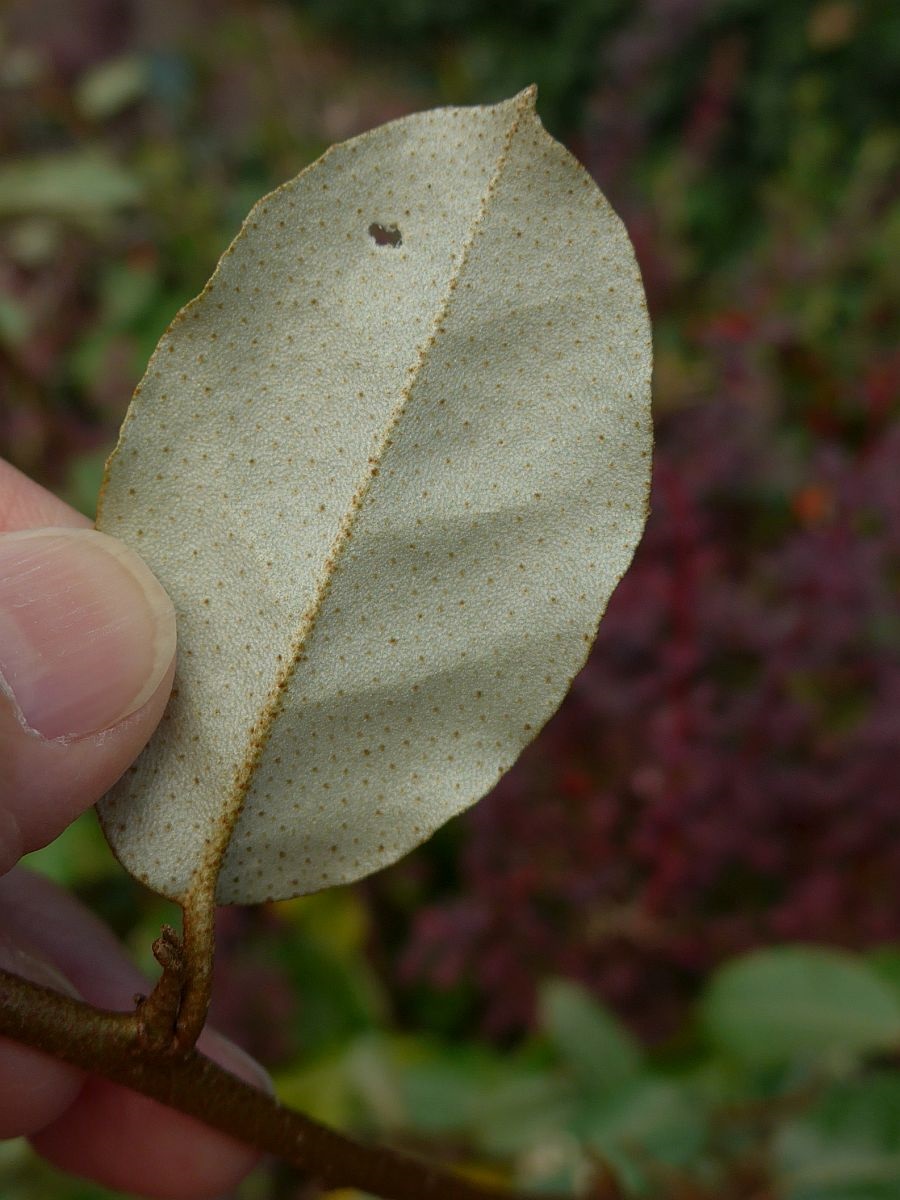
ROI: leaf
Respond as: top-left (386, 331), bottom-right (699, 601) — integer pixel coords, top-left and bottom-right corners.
top-left (63, 450), bottom-right (109, 520)
top-left (21, 811), bottom-right (113, 889)
top-left (701, 946), bottom-right (900, 1067)
top-left (0, 151), bottom-right (141, 226)
top-left (397, 1050), bottom-right (490, 1135)
top-left (865, 947), bottom-right (900, 1006)
top-left (469, 1071), bottom-right (578, 1157)
top-left (538, 978), bottom-right (644, 1099)
top-left (775, 1072), bottom-right (900, 1200)
top-left (0, 295), bottom-right (31, 347)
top-left (581, 1079), bottom-right (707, 1187)
top-left (96, 87), bottom-right (652, 906)
top-left (75, 55), bottom-right (149, 121)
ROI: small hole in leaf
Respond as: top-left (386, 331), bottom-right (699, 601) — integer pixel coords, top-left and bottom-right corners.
top-left (369, 222), bottom-right (402, 247)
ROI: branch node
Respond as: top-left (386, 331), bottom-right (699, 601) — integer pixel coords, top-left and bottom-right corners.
top-left (135, 925), bottom-right (190, 1056)
top-left (152, 924), bottom-right (186, 973)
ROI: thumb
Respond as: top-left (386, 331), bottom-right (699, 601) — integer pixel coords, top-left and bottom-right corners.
top-left (0, 527), bottom-right (175, 873)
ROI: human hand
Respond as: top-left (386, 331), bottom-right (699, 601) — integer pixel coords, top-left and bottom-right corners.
top-left (0, 457), bottom-right (267, 1199)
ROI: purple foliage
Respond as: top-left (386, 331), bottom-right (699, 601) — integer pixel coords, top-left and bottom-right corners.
top-left (395, 389), bottom-right (900, 1038)
top-left (370, 0), bottom-right (900, 1042)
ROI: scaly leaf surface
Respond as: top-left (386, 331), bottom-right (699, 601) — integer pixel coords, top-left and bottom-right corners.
top-left (96, 89), bottom-right (652, 904)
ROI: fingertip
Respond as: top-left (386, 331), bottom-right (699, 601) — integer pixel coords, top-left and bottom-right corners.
top-left (0, 1037), bottom-right (83, 1139)
top-left (0, 528), bottom-right (176, 742)
top-left (31, 1077), bottom-right (261, 1200)
top-left (0, 656), bottom-right (175, 873)
top-left (0, 939), bottom-right (83, 1138)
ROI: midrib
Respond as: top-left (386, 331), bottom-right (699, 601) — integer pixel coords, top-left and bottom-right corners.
top-left (211, 90), bottom-right (536, 877)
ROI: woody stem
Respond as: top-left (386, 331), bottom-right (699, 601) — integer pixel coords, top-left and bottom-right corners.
top-left (0, 967), bottom-right (576, 1200)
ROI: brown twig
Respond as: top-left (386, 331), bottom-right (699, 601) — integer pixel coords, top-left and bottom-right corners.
top-left (0, 967), bottom-right (576, 1200)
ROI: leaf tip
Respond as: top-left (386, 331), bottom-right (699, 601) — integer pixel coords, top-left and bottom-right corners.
top-left (518, 83), bottom-right (538, 111)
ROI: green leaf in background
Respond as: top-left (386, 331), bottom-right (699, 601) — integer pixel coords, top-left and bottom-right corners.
top-left (272, 920), bottom-right (384, 1058)
top-left (581, 1078), bottom-right (707, 1193)
top-left (339, 1034), bottom-right (409, 1133)
top-left (0, 294), bottom-right (31, 348)
top-left (4, 216), bottom-right (62, 267)
top-left (62, 450), bottom-right (109, 520)
top-left (0, 151), bottom-right (142, 228)
top-left (22, 811), bottom-right (116, 889)
top-left (396, 1041), bottom-right (501, 1136)
top-left (75, 55), bottom-right (149, 121)
top-left (775, 1072), bottom-right (900, 1200)
top-left (95, 261), bottom-right (160, 330)
top-left (865, 947), bottom-right (900, 1006)
top-left (701, 946), bottom-right (900, 1067)
top-left (538, 978), bottom-right (643, 1099)
top-left (0, 1137), bottom-right (127, 1200)
top-left (275, 1046), bottom-right (360, 1130)
top-left (470, 1070), bottom-right (578, 1158)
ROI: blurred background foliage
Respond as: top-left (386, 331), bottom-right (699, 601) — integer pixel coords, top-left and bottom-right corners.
top-left (2, 0), bottom-right (899, 1196)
